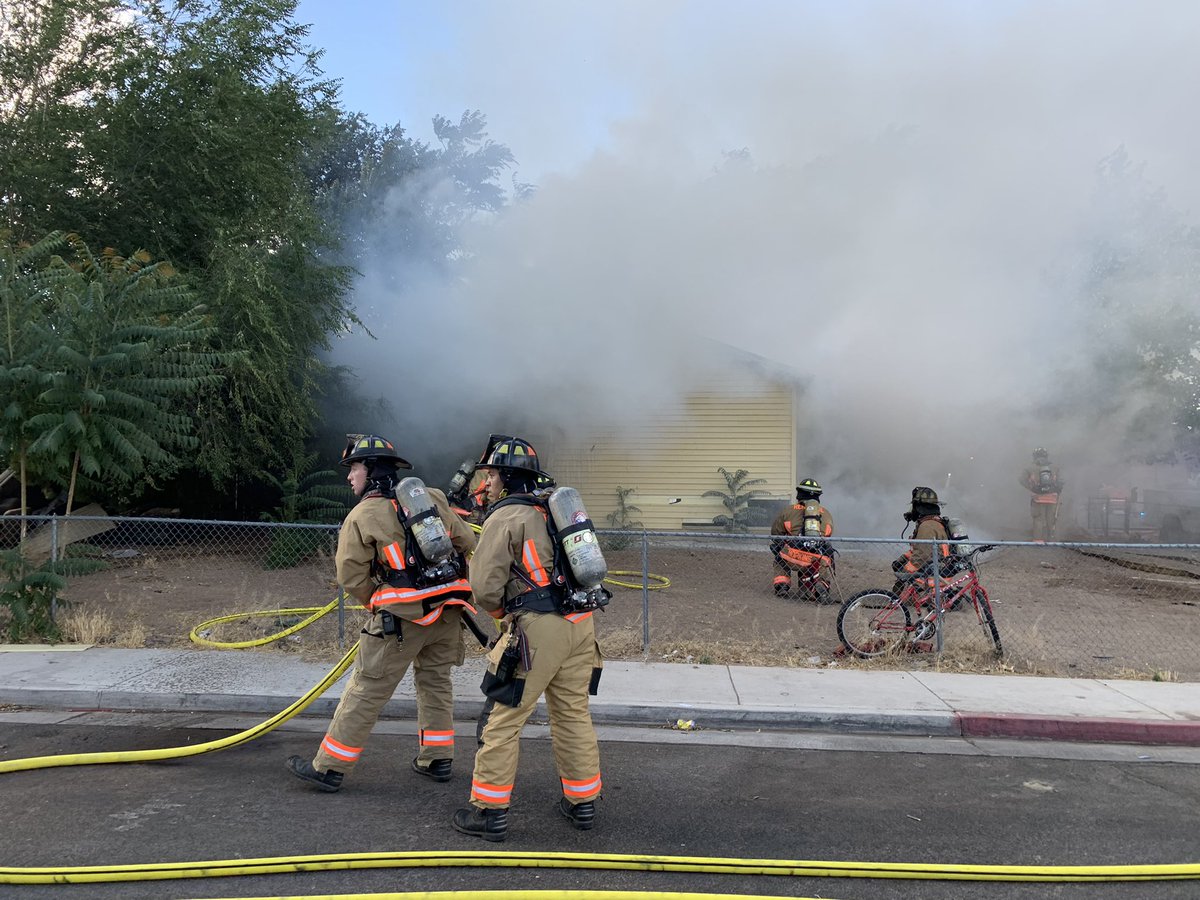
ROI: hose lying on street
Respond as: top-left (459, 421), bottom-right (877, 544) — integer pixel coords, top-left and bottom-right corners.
top-left (2, 636), bottom-right (1198, 887)
top-left (0, 644), bottom-right (357, 775)
top-left (0, 848), bottom-right (1197, 885)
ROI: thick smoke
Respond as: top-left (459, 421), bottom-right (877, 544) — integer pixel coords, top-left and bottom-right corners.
top-left (331, 0), bottom-right (1200, 536)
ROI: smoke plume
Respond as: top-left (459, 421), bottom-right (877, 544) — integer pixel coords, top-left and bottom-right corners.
top-left (330, 0), bottom-right (1200, 536)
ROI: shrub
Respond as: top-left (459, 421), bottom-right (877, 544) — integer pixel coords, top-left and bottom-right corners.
top-left (0, 547), bottom-right (106, 642)
top-left (603, 486), bottom-right (644, 551)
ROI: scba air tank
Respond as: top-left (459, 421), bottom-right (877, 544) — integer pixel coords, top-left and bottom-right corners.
top-left (397, 476), bottom-right (454, 563)
top-left (801, 500), bottom-right (824, 537)
top-left (447, 459), bottom-right (474, 496)
top-left (547, 486), bottom-right (608, 590)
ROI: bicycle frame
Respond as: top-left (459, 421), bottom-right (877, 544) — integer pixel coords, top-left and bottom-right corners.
top-left (837, 548), bottom-right (1002, 658)
top-left (900, 567), bottom-right (988, 643)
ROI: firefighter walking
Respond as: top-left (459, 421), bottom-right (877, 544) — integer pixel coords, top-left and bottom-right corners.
top-left (452, 437), bottom-right (605, 843)
top-left (1020, 448), bottom-right (1063, 542)
top-left (286, 434), bottom-right (477, 792)
top-left (770, 478), bottom-right (835, 602)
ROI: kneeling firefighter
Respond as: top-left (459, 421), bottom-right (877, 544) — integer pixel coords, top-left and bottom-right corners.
top-left (286, 434), bottom-right (478, 792)
top-left (770, 478), bottom-right (836, 602)
top-left (891, 486), bottom-right (951, 591)
top-left (453, 437), bottom-right (608, 843)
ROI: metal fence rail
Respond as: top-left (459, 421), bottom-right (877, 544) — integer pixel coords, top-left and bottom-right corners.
top-left (3, 515), bottom-right (1197, 682)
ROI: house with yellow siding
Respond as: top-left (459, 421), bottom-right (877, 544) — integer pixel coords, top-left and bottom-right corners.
top-left (533, 349), bottom-right (802, 532)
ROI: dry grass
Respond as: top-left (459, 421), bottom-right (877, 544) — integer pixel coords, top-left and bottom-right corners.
top-left (59, 605), bottom-right (148, 648)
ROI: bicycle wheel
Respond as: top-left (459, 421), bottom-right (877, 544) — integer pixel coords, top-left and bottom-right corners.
top-left (973, 587), bottom-right (1003, 656)
top-left (837, 590), bottom-right (911, 658)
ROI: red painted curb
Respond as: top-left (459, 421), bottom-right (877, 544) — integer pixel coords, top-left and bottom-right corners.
top-left (957, 712), bottom-right (1200, 746)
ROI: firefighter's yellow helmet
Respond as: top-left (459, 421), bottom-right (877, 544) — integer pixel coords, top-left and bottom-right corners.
top-left (796, 478), bottom-right (822, 501)
top-left (340, 433), bottom-right (412, 469)
top-left (477, 437), bottom-right (549, 478)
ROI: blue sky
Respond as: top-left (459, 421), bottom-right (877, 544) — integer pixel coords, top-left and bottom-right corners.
top-left (295, 0), bottom-right (639, 181)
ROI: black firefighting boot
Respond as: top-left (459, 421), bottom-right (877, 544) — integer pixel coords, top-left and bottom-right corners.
top-left (411, 757), bottom-right (452, 782)
top-left (558, 797), bottom-right (596, 831)
top-left (286, 756), bottom-right (344, 792)
top-left (452, 806), bottom-right (509, 842)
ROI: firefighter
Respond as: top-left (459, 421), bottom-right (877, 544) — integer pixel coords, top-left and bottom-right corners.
top-left (1020, 448), bottom-right (1063, 542)
top-left (891, 486), bottom-right (951, 587)
top-left (770, 478), bottom-right (835, 602)
top-left (286, 434), bottom-right (477, 792)
top-left (452, 437), bottom-right (604, 843)
top-left (452, 434), bottom-right (517, 525)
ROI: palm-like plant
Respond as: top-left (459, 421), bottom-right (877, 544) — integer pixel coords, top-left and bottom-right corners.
top-left (25, 240), bottom-right (227, 512)
top-left (261, 450), bottom-right (352, 525)
top-left (260, 450), bottom-right (352, 569)
top-left (702, 466), bottom-right (770, 533)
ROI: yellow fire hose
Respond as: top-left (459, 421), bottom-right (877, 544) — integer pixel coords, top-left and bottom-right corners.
top-left (1, 546), bottom-right (1194, 891)
top-left (0, 848), bottom-right (1196, 886)
top-left (182, 892), bottom-right (829, 900)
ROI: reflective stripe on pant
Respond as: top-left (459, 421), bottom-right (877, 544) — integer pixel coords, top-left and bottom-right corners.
top-left (313, 608), bottom-right (463, 775)
top-left (470, 611), bottom-right (601, 809)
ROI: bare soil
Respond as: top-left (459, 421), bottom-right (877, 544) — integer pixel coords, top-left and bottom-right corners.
top-left (54, 540), bottom-right (1200, 681)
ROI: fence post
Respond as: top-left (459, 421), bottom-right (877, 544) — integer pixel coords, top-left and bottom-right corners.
top-left (641, 529), bottom-right (650, 656)
top-left (932, 535), bottom-right (943, 654)
top-left (50, 515), bottom-right (60, 624)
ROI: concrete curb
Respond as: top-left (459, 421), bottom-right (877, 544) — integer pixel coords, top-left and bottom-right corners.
top-left (956, 712), bottom-right (1200, 746)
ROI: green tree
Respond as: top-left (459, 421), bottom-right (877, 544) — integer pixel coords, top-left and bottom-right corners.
top-left (0, 232), bottom-right (76, 527)
top-left (703, 467), bottom-right (770, 533)
top-left (1, 0), bottom-right (356, 492)
top-left (2, 3), bottom-right (524, 514)
top-left (22, 235), bottom-right (226, 512)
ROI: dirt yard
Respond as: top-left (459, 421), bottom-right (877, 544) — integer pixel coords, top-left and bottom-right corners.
top-left (53, 536), bottom-right (1200, 682)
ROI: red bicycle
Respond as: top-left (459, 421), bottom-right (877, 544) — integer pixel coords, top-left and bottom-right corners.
top-left (836, 545), bottom-right (1002, 658)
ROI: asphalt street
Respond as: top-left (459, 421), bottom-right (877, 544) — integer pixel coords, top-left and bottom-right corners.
top-left (1, 713), bottom-right (1197, 900)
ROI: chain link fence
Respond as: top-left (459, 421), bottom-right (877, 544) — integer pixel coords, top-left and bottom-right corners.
top-left (2, 514), bottom-right (1198, 682)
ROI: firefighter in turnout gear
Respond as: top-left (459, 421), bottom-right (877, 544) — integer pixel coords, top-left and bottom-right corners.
top-left (286, 434), bottom-right (477, 792)
top-left (770, 478), bottom-right (835, 602)
top-left (453, 438), bottom-right (605, 843)
top-left (1020, 448), bottom-right (1063, 542)
top-left (892, 486), bottom-right (951, 589)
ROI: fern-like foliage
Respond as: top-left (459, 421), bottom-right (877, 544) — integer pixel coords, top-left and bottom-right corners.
top-left (260, 450), bottom-right (352, 525)
top-left (8, 234), bottom-right (234, 512)
top-left (0, 231), bottom-right (78, 521)
top-left (259, 450), bottom-right (351, 569)
top-left (0, 546), bottom-right (107, 642)
top-left (702, 466), bottom-right (770, 533)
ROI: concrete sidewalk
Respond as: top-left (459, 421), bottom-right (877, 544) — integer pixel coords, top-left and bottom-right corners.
top-left (0, 645), bottom-right (1197, 747)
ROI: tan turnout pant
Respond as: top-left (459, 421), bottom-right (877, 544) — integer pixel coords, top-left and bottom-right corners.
top-left (1031, 500), bottom-right (1058, 541)
top-left (313, 608), bottom-right (464, 776)
top-left (469, 611), bottom-right (602, 810)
